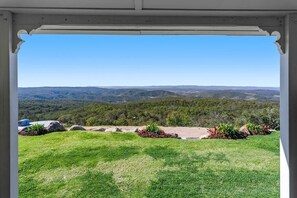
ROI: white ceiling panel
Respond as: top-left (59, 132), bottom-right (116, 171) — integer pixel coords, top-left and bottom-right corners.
top-left (143, 0), bottom-right (297, 10)
top-left (0, 0), bottom-right (135, 9)
top-left (0, 0), bottom-right (296, 15)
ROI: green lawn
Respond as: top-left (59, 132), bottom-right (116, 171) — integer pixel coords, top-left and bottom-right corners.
top-left (19, 131), bottom-right (280, 198)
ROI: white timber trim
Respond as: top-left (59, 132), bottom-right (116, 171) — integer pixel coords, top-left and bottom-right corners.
top-left (280, 13), bottom-right (297, 198)
top-left (11, 14), bottom-right (285, 53)
top-left (0, 11), bottom-right (18, 198)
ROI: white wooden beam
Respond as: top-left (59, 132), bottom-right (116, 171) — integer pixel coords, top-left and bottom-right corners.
top-left (280, 13), bottom-right (297, 198)
top-left (13, 14), bottom-right (284, 27)
top-left (0, 11), bottom-right (18, 198)
top-left (12, 14), bottom-right (285, 53)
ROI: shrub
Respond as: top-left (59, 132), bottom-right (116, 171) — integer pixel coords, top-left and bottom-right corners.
top-left (245, 123), bottom-right (271, 135)
top-left (86, 117), bottom-right (98, 126)
top-left (166, 111), bottom-right (191, 126)
top-left (114, 118), bottom-right (129, 126)
top-left (243, 108), bottom-right (279, 130)
top-left (208, 123), bottom-right (247, 139)
top-left (246, 123), bottom-right (262, 134)
top-left (137, 123), bottom-right (178, 138)
top-left (145, 123), bottom-right (160, 134)
top-left (29, 124), bottom-right (45, 132)
top-left (217, 123), bottom-right (239, 136)
top-left (20, 124), bottom-right (48, 136)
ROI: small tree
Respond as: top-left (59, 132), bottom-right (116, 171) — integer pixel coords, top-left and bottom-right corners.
top-left (86, 117), bottom-right (97, 126)
top-left (166, 111), bottom-right (191, 126)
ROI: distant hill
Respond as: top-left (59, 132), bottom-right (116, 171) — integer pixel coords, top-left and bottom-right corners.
top-left (19, 86), bottom-right (280, 102)
top-left (105, 85), bottom-right (279, 91)
top-left (173, 89), bottom-right (279, 101)
top-left (19, 87), bottom-right (180, 103)
top-left (103, 86), bottom-right (280, 101)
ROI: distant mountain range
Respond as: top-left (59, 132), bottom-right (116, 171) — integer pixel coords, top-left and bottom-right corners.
top-left (103, 85), bottom-right (279, 91)
top-left (19, 86), bottom-right (280, 102)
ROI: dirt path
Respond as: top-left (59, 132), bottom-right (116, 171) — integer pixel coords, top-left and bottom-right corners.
top-left (84, 126), bottom-right (210, 139)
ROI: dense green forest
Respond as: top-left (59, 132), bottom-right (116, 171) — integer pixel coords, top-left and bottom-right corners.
top-left (19, 97), bottom-right (279, 129)
top-left (19, 100), bottom-right (93, 121)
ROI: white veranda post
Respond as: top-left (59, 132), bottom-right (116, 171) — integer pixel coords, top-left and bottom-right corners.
top-left (280, 13), bottom-right (297, 198)
top-left (0, 11), bottom-right (18, 198)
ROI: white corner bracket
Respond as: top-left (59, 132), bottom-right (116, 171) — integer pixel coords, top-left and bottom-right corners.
top-left (12, 24), bottom-right (41, 54)
top-left (259, 25), bottom-right (285, 54)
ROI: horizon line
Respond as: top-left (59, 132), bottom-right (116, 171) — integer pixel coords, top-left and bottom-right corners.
top-left (18, 85), bottom-right (280, 88)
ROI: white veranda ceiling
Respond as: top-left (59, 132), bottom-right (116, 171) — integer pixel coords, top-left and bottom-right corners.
top-left (0, 0), bottom-right (296, 15)
top-left (1, 0), bottom-right (287, 53)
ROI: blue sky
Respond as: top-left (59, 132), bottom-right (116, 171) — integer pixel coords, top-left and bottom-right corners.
top-left (18, 35), bottom-right (280, 87)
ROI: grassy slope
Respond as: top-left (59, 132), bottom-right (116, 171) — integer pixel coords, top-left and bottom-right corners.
top-left (19, 131), bottom-right (280, 198)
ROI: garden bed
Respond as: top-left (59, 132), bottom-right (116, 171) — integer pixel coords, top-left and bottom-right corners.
top-left (18, 123), bottom-right (49, 136)
top-left (137, 129), bottom-right (179, 138)
top-left (18, 130), bottom-right (48, 136)
top-left (207, 128), bottom-right (247, 139)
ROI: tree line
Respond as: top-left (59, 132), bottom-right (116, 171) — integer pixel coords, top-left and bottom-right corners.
top-left (19, 97), bottom-right (279, 129)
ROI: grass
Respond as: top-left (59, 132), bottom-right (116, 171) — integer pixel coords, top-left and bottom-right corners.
top-left (19, 131), bottom-right (280, 198)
